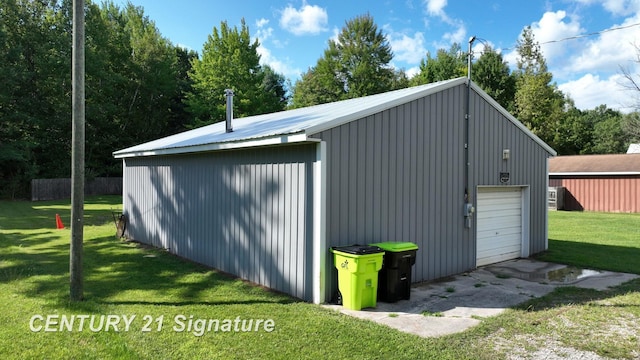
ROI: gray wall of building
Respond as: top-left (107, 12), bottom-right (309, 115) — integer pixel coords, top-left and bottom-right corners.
top-left (469, 89), bottom-right (551, 255)
top-left (312, 83), bottom-right (551, 295)
top-left (312, 84), bottom-right (471, 294)
top-left (122, 144), bottom-right (317, 301)
top-left (121, 82), bottom-right (552, 303)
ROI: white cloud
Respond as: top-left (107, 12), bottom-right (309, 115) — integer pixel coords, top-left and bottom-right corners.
top-left (472, 40), bottom-right (495, 55)
top-left (257, 45), bottom-right (302, 79)
top-left (501, 7), bottom-right (640, 112)
top-left (255, 18), bottom-right (275, 52)
top-left (502, 10), bottom-right (640, 78)
top-left (558, 73), bottom-right (636, 112)
top-left (422, 0), bottom-right (467, 47)
top-left (279, 3), bottom-right (328, 36)
top-left (604, 0), bottom-right (640, 15)
top-left (568, 15), bottom-right (640, 74)
top-left (405, 65), bottom-right (420, 78)
top-left (501, 11), bottom-right (583, 71)
top-left (388, 32), bottom-right (427, 64)
top-left (176, 43), bottom-right (193, 52)
top-left (442, 23), bottom-right (466, 45)
top-left (256, 18), bottom-right (269, 28)
top-left (575, 0), bottom-right (640, 16)
top-left (330, 26), bottom-right (340, 44)
top-left (530, 11), bottom-right (583, 65)
top-left (425, 0), bottom-right (447, 18)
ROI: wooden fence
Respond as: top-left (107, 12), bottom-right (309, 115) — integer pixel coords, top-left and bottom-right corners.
top-left (31, 177), bottom-right (122, 201)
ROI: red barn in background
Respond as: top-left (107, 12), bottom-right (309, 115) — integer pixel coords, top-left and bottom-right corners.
top-left (549, 154), bottom-right (640, 212)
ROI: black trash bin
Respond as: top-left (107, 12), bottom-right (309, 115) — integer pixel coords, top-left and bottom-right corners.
top-left (369, 242), bottom-right (418, 302)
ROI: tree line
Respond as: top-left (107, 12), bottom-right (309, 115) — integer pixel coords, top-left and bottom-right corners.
top-left (0, 0), bottom-right (288, 198)
top-left (1, 1), bottom-right (638, 198)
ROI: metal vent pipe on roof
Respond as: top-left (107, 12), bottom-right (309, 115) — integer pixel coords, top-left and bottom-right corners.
top-left (225, 89), bottom-right (234, 133)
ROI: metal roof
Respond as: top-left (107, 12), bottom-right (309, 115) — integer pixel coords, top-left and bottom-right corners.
top-left (113, 77), bottom-right (555, 158)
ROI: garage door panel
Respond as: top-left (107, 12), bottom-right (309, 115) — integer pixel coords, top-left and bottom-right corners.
top-left (478, 235), bottom-right (522, 250)
top-left (478, 209), bottom-right (520, 222)
top-left (478, 195), bottom-right (521, 205)
top-left (478, 216), bottom-right (521, 227)
top-left (477, 228), bottom-right (521, 241)
top-left (477, 188), bottom-right (522, 267)
top-left (477, 213), bottom-right (520, 225)
top-left (479, 244), bottom-right (521, 254)
top-left (478, 201), bottom-right (520, 210)
top-left (478, 238), bottom-right (521, 251)
top-left (478, 242), bottom-right (521, 254)
top-left (478, 248), bottom-right (520, 260)
top-left (477, 251), bottom-right (521, 265)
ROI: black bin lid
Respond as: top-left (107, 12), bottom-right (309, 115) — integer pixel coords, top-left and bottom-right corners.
top-left (331, 244), bottom-right (384, 255)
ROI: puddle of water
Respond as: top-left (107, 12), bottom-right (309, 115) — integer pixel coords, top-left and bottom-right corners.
top-left (487, 265), bottom-right (602, 283)
top-left (546, 267), bottom-right (602, 282)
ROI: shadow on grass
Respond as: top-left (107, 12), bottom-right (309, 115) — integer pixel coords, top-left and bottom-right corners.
top-left (536, 239), bottom-right (640, 275)
top-left (0, 231), bottom-right (61, 250)
top-left (1, 232), bottom-right (297, 310)
top-left (0, 195), bottom-right (122, 230)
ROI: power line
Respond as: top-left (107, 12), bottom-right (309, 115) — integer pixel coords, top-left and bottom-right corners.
top-left (495, 21), bottom-right (640, 52)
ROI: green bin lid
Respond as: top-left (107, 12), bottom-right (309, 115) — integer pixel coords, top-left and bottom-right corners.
top-left (369, 242), bottom-right (418, 252)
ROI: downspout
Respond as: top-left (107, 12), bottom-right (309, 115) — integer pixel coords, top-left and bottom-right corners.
top-left (464, 36), bottom-right (476, 229)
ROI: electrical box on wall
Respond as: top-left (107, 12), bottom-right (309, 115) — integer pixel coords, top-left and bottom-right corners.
top-left (503, 149), bottom-right (510, 160)
top-left (464, 203), bottom-right (475, 217)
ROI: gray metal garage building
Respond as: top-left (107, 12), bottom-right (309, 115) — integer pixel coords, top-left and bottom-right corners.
top-left (113, 77), bottom-right (556, 303)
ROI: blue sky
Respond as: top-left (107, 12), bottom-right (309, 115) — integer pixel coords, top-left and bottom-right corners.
top-left (117, 0), bottom-right (640, 112)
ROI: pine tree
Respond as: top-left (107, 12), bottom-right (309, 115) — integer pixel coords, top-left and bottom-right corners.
top-left (513, 27), bottom-right (565, 145)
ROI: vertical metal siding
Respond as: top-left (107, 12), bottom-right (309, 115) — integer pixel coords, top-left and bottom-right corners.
top-left (312, 83), bottom-right (551, 296)
top-left (121, 83), bottom-right (553, 303)
top-left (122, 144), bottom-right (317, 301)
top-left (313, 84), bottom-right (471, 293)
top-left (551, 177), bottom-right (640, 212)
top-left (469, 90), bottom-right (550, 256)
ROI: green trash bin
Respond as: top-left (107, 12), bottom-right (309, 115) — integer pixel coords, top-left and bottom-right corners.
top-left (369, 242), bottom-right (418, 302)
top-left (330, 245), bottom-right (385, 310)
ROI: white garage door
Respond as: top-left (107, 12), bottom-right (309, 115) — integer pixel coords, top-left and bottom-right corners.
top-left (476, 187), bottom-right (522, 267)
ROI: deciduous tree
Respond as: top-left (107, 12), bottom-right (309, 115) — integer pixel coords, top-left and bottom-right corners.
top-left (472, 46), bottom-right (516, 112)
top-left (290, 14), bottom-right (397, 107)
top-left (186, 19), bottom-right (286, 127)
top-left (410, 43), bottom-right (466, 86)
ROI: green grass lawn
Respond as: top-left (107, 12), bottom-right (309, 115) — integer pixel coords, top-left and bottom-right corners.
top-left (1, 198), bottom-right (639, 359)
top-left (539, 211), bottom-right (640, 274)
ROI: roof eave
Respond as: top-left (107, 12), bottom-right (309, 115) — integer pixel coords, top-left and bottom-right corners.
top-left (113, 132), bottom-right (312, 159)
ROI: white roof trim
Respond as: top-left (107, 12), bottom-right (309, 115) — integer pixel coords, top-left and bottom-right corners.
top-left (114, 132), bottom-right (310, 158)
top-left (550, 172), bottom-right (640, 176)
top-left (469, 82), bottom-right (557, 156)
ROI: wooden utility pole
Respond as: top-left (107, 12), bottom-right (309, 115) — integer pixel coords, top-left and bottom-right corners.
top-left (70, 0), bottom-right (85, 301)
